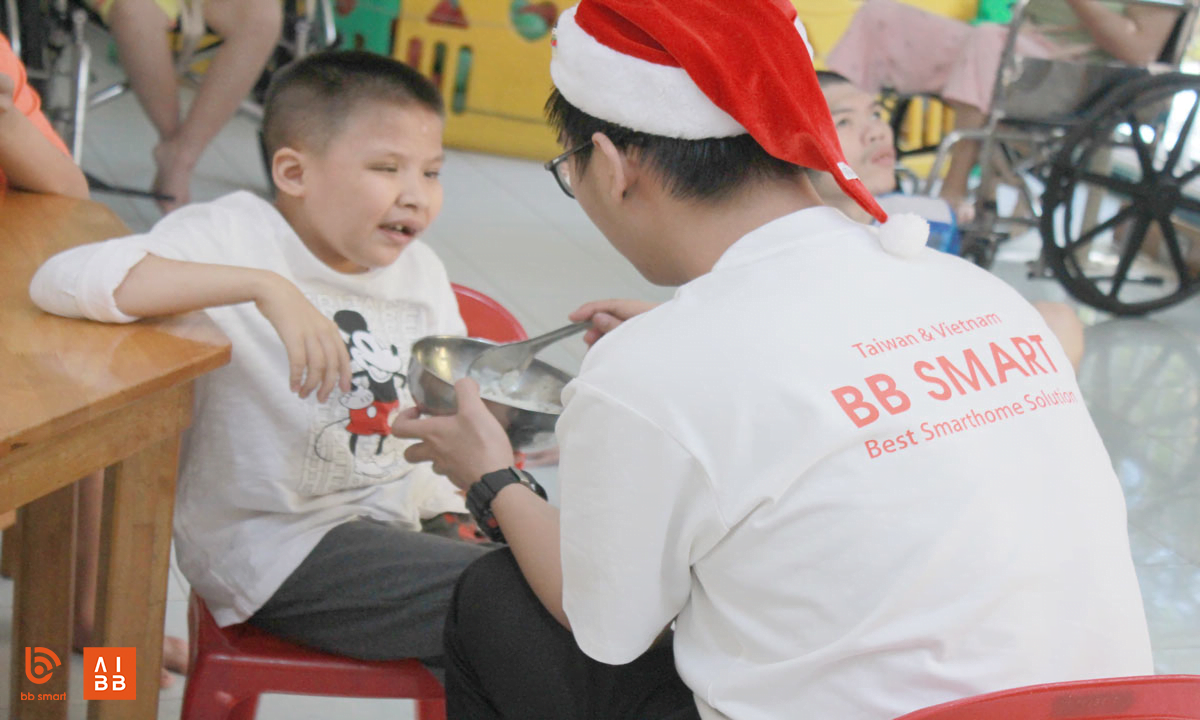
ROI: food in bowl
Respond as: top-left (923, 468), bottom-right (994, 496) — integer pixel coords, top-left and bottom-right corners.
top-left (407, 335), bottom-right (573, 452)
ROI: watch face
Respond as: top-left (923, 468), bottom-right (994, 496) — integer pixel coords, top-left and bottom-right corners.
top-left (514, 468), bottom-right (548, 501)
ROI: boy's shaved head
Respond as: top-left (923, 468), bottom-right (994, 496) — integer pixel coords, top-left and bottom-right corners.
top-left (262, 51), bottom-right (443, 163)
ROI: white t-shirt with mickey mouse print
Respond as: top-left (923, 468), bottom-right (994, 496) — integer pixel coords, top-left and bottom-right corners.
top-left (558, 207), bottom-right (1152, 720)
top-left (30, 191), bottom-right (468, 625)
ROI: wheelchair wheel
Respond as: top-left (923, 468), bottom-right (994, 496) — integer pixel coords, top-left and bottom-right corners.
top-left (1041, 72), bottom-right (1200, 315)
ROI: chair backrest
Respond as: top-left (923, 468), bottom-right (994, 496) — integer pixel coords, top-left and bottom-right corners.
top-left (894, 675), bottom-right (1200, 720)
top-left (452, 283), bottom-right (527, 343)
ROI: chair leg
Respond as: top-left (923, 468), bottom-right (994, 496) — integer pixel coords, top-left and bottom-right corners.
top-left (69, 7), bottom-right (91, 162)
top-left (228, 695), bottom-right (260, 720)
top-left (180, 688), bottom-right (237, 720)
top-left (0, 512), bottom-right (19, 579)
top-left (180, 669), bottom-right (244, 720)
top-left (416, 699), bottom-right (447, 720)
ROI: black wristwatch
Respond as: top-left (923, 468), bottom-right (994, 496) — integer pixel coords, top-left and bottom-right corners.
top-left (466, 467), bottom-right (547, 543)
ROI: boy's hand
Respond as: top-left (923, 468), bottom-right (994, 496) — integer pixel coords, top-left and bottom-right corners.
top-left (255, 276), bottom-right (352, 402)
top-left (391, 378), bottom-right (515, 491)
top-left (569, 298), bottom-right (659, 347)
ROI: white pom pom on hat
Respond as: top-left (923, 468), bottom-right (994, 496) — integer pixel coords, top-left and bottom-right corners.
top-left (877, 213), bottom-right (930, 259)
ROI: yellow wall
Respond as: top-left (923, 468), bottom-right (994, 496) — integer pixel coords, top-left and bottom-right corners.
top-left (395, 0), bottom-right (566, 160)
top-left (392, 0), bottom-right (981, 161)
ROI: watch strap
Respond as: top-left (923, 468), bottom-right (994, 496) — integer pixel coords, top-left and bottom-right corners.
top-left (466, 467), bottom-right (546, 543)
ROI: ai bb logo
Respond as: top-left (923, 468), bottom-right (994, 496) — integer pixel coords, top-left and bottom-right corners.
top-left (24, 646), bottom-right (61, 684)
top-left (83, 647), bottom-right (136, 700)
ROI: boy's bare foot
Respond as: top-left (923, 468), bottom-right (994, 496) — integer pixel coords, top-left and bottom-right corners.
top-left (152, 140), bottom-right (197, 214)
top-left (158, 635), bottom-right (189, 688)
top-left (163, 634), bottom-right (190, 674)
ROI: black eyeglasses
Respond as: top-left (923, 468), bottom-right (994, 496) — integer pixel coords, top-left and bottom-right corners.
top-left (543, 140), bottom-right (593, 198)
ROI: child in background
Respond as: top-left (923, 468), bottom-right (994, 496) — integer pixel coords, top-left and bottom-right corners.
top-left (0, 32), bottom-right (88, 198)
top-left (30, 51), bottom-right (493, 669)
top-left (811, 70), bottom-right (1085, 368)
top-left (825, 0), bottom-right (1177, 216)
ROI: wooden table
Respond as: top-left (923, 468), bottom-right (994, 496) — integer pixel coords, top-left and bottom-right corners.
top-left (1, 192), bottom-right (231, 719)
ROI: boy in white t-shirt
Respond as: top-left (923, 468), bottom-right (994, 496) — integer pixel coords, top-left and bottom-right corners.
top-left (392, 2), bottom-right (1152, 719)
top-left (30, 51), bottom-right (494, 666)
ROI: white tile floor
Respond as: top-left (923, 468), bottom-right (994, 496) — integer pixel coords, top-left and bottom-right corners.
top-left (4, 29), bottom-right (1200, 720)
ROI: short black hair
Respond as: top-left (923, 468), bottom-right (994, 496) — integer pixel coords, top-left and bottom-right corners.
top-left (262, 51), bottom-right (443, 163)
top-left (815, 70), bottom-right (853, 90)
top-left (545, 89), bottom-right (803, 202)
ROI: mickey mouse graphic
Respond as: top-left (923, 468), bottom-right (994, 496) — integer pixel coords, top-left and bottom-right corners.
top-left (333, 310), bottom-right (408, 468)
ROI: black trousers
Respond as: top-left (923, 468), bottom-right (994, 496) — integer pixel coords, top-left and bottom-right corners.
top-left (443, 548), bottom-right (702, 720)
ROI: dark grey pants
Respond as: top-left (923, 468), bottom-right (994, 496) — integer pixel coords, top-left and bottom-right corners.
top-left (444, 548), bottom-right (701, 720)
top-left (247, 517), bottom-right (495, 666)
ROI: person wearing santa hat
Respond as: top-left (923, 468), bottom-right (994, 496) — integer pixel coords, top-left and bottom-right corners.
top-left (391, 2), bottom-right (1152, 718)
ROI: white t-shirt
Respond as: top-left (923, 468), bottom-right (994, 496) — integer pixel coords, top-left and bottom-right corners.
top-left (557, 207), bottom-right (1151, 720)
top-left (30, 191), bottom-right (468, 625)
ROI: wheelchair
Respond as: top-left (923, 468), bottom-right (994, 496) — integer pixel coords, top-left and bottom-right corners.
top-left (899, 0), bottom-right (1200, 316)
top-left (2, 0), bottom-right (336, 197)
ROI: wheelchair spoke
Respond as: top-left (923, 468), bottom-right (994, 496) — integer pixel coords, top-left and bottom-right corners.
top-left (1126, 114), bottom-right (1156, 177)
top-left (1177, 194), bottom-right (1200, 216)
top-left (1153, 215), bottom-right (1194, 289)
top-left (1177, 165), bottom-right (1200, 185)
top-left (1067, 204), bottom-right (1138, 253)
top-left (1164, 93), bottom-right (1200, 174)
top-left (1108, 212), bottom-right (1151, 298)
top-left (1076, 170), bottom-right (1145, 199)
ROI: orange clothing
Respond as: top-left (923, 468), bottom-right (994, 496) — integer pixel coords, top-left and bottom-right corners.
top-left (2, 32), bottom-right (72, 189)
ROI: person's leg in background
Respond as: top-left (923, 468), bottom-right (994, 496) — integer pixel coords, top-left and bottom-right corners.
top-left (105, 0), bottom-right (281, 212)
top-left (938, 103), bottom-right (985, 221)
top-left (73, 469), bottom-right (190, 687)
top-left (156, 0), bottom-right (280, 209)
top-left (102, 0), bottom-right (182, 207)
top-left (444, 548), bottom-right (700, 720)
top-left (937, 23), bottom-right (1060, 219)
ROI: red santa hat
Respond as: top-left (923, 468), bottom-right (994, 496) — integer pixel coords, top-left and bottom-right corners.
top-left (549, 0), bottom-right (929, 258)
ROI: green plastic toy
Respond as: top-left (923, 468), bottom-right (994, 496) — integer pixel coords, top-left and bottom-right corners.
top-left (971, 0), bottom-right (1014, 26)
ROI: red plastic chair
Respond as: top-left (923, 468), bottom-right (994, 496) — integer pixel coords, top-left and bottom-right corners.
top-left (452, 283), bottom-right (532, 467)
top-left (180, 593), bottom-right (448, 720)
top-left (452, 283), bottom-right (527, 343)
top-left (179, 285), bottom-right (527, 720)
top-left (894, 675), bottom-right (1200, 720)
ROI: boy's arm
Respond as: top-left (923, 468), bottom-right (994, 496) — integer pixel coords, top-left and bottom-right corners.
top-left (115, 255), bottom-right (351, 401)
top-left (32, 246), bottom-right (351, 401)
top-left (0, 72), bottom-right (89, 199)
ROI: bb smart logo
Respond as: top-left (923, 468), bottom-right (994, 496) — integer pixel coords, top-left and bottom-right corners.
top-left (21, 647), bottom-right (65, 702)
top-left (25, 647), bottom-right (61, 684)
top-left (83, 647), bottom-right (136, 700)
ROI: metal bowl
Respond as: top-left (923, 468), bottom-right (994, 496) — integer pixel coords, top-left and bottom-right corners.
top-left (408, 335), bottom-right (573, 452)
